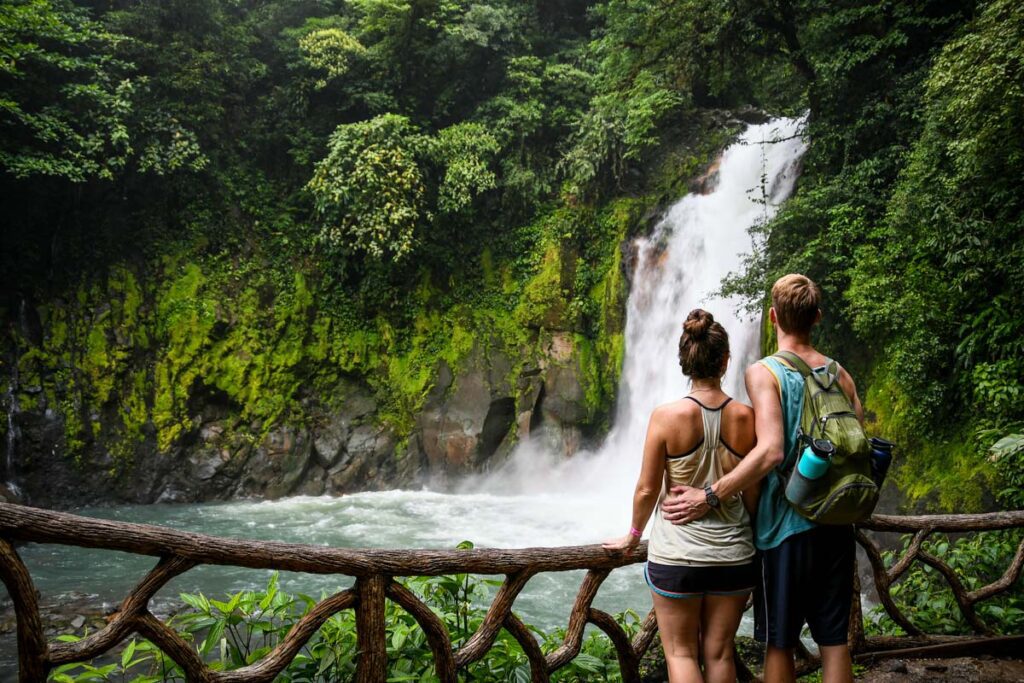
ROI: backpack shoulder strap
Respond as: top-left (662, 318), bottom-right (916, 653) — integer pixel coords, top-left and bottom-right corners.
top-left (773, 350), bottom-right (812, 377)
top-left (774, 350), bottom-right (838, 392)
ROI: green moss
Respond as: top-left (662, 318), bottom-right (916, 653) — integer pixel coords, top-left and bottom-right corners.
top-left (153, 262), bottom-right (216, 450)
top-left (514, 244), bottom-right (566, 329)
top-left (14, 179), bottom-right (644, 468)
top-left (866, 373), bottom-right (994, 511)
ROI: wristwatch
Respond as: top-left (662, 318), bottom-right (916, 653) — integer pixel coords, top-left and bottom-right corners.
top-left (704, 485), bottom-right (720, 509)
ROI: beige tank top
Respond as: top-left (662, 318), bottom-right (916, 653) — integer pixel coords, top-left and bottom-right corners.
top-left (648, 398), bottom-right (755, 566)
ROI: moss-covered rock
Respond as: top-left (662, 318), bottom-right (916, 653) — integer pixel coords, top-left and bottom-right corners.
top-left (1, 112), bottom-right (740, 508)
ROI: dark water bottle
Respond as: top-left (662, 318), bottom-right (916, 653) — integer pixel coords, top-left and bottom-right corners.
top-left (869, 437), bottom-right (894, 487)
top-left (785, 439), bottom-right (834, 506)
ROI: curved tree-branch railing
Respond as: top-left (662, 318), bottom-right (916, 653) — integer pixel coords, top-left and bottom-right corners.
top-left (852, 512), bottom-right (1024, 659)
top-left (1, 503), bottom-right (1023, 682)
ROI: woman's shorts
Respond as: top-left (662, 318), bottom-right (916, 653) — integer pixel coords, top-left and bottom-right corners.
top-left (644, 560), bottom-right (757, 599)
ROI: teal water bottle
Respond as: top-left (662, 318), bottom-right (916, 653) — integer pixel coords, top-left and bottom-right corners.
top-left (786, 439), bottom-right (834, 506)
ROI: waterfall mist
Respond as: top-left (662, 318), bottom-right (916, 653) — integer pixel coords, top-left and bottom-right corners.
top-left (467, 117), bottom-right (808, 535)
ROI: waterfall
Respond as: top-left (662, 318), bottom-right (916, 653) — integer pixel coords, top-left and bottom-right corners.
top-left (477, 117), bottom-right (807, 521)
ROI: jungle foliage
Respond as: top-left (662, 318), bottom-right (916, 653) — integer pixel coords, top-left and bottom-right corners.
top-left (2, 0), bottom-right (1023, 506)
top-left (50, 566), bottom-right (646, 682)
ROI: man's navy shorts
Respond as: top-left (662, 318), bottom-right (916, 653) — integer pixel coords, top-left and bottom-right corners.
top-left (753, 525), bottom-right (855, 649)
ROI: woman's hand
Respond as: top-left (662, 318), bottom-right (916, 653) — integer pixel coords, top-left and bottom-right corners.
top-left (602, 533), bottom-right (641, 552)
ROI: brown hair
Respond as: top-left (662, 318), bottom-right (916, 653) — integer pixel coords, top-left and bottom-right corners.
top-left (771, 273), bottom-right (821, 334)
top-left (678, 309), bottom-right (729, 380)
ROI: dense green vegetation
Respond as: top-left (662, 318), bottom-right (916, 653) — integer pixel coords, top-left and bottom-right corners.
top-left (2, 1), bottom-right (1023, 501)
top-left (0, 0), bottom-right (652, 462)
top-left (51, 568), bottom-right (646, 682)
top-left (868, 530), bottom-right (1024, 637)
top-left (717, 0), bottom-right (1024, 509)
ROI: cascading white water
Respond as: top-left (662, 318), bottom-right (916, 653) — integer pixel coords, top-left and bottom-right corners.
top-left (477, 117), bottom-right (807, 518)
top-left (1, 120), bottom-right (808, 671)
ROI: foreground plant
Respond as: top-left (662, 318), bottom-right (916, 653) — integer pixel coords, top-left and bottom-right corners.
top-left (867, 529), bottom-right (1024, 637)
top-left (49, 546), bottom-right (642, 683)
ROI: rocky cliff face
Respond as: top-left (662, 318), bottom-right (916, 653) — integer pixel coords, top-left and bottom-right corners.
top-left (1, 117), bottom-right (745, 510)
top-left (2, 327), bottom-right (608, 508)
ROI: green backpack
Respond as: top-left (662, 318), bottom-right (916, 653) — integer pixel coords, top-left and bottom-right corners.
top-left (775, 350), bottom-right (879, 524)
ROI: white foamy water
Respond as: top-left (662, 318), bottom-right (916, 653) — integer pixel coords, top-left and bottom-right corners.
top-left (471, 117), bottom-right (807, 516)
top-left (1, 118), bottom-right (807, 674)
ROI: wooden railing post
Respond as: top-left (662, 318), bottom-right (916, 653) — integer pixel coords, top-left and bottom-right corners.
top-left (849, 556), bottom-right (866, 653)
top-left (355, 574), bottom-right (388, 683)
top-left (0, 538), bottom-right (49, 682)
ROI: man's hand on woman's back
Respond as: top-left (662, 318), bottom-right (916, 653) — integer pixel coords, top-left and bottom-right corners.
top-left (661, 485), bottom-right (710, 524)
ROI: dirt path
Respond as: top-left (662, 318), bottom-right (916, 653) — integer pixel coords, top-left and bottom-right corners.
top-left (855, 656), bottom-right (1024, 682)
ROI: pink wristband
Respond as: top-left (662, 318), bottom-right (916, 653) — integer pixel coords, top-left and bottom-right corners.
top-left (629, 527), bottom-right (642, 538)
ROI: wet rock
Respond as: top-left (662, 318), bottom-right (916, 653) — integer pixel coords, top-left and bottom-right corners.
top-left (327, 424), bottom-right (396, 491)
top-left (312, 420), bottom-right (349, 469)
top-left (155, 485), bottom-right (190, 504)
top-left (541, 362), bottom-right (587, 425)
top-left (515, 373), bottom-right (544, 441)
top-left (311, 380), bottom-right (378, 469)
top-left (295, 465), bottom-right (327, 496)
top-left (235, 426), bottom-right (312, 499)
top-left (396, 434), bottom-right (428, 485)
top-left (416, 346), bottom-right (522, 478)
top-left (418, 357), bottom-right (484, 474)
top-left (187, 446), bottom-right (230, 481)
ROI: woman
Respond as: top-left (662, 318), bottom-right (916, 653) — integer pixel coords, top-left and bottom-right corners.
top-left (604, 309), bottom-right (759, 683)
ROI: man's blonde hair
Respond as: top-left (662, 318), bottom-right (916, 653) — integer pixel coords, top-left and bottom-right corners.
top-left (771, 273), bottom-right (821, 334)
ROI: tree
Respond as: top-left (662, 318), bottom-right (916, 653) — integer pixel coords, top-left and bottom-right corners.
top-left (0, 0), bottom-right (204, 181)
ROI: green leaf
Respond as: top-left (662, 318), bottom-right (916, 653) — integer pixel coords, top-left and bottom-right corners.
top-left (200, 619), bottom-right (225, 656)
top-left (120, 639), bottom-right (136, 669)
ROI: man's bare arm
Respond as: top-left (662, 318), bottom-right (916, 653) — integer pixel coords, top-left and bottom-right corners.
top-left (662, 363), bottom-right (785, 524)
top-left (838, 366), bottom-right (864, 424)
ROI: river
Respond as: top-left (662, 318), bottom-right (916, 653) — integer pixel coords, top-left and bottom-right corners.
top-left (0, 117), bottom-right (808, 677)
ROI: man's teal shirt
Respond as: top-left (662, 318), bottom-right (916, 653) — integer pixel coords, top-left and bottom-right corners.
top-left (753, 355), bottom-right (817, 550)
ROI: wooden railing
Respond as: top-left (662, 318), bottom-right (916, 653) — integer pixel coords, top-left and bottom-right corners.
top-left (0, 503), bottom-right (1022, 682)
top-left (852, 512), bottom-right (1024, 660)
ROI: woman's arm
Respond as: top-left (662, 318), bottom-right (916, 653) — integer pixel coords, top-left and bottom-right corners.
top-left (603, 410), bottom-right (667, 551)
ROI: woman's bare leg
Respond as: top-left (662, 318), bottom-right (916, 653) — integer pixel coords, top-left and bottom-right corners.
top-left (652, 590), bottom-right (704, 683)
top-left (700, 592), bottom-right (749, 683)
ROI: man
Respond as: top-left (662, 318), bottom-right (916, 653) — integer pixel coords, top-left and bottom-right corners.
top-left (662, 273), bottom-right (860, 683)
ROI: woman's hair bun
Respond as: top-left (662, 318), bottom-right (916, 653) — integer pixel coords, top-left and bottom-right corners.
top-left (683, 309), bottom-right (714, 340)
top-left (678, 308), bottom-right (729, 380)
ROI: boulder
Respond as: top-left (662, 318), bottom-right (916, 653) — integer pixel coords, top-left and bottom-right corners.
top-left (416, 345), bottom-right (521, 478)
top-left (311, 380), bottom-right (379, 469)
top-left (327, 424), bottom-right (396, 492)
top-left (541, 362), bottom-right (588, 426)
top-left (294, 465), bottom-right (328, 496)
top-left (234, 425), bottom-right (312, 499)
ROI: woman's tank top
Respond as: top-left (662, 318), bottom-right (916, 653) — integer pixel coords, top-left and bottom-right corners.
top-left (647, 398), bottom-right (755, 566)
